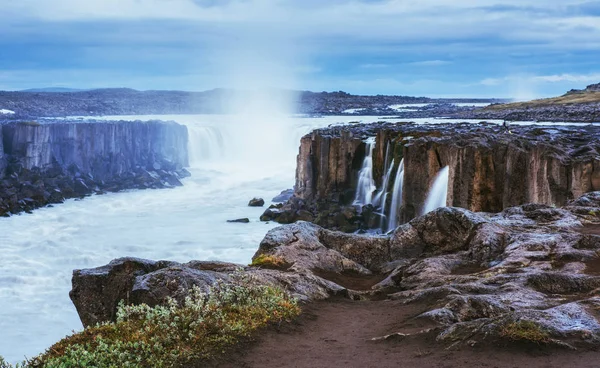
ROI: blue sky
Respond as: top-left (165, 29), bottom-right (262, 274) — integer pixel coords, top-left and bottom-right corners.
top-left (1, 0), bottom-right (600, 98)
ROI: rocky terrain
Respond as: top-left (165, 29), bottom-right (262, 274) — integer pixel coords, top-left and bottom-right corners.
top-left (0, 120), bottom-right (189, 216)
top-left (0, 88), bottom-right (501, 118)
top-left (262, 122), bottom-right (600, 232)
top-left (71, 191), bottom-right (600, 351)
top-left (457, 83), bottom-right (600, 122)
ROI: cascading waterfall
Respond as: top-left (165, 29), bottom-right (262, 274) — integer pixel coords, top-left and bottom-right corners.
top-left (373, 144), bottom-right (391, 207)
top-left (375, 158), bottom-right (394, 229)
top-left (353, 137), bottom-right (376, 206)
top-left (422, 166), bottom-right (450, 215)
top-left (386, 159), bottom-right (404, 232)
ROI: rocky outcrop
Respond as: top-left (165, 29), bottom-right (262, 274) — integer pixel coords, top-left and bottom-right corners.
top-left (0, 120), bottom-right (189, 215)
top-left (71, 192), bottom-right (600, 348)
top-left (267, 122), bottom-right (600, 231)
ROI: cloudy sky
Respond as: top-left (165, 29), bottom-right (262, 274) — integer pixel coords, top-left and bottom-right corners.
top-left (2, 0), bottom-right (600, 98)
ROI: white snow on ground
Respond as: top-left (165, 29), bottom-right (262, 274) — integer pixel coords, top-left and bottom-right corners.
top-left (343, 108), bottom-right (366, 114)
top-left (0, 109), bottom-right (15, 114)
top-left (453, 102), bottom-right (491, 107)
top-left (389, 103), bottom-right (431, 112)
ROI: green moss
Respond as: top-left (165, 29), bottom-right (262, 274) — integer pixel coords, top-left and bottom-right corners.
top-left (28, 272), bottom-right (300, 368)
top-left (500, 320), bottom-right (550, 344)
top-left (250, 254), bottom-right (289, 269)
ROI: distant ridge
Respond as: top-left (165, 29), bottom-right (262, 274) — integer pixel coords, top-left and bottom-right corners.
top-left (0, 88), bottom-right (505, 118)
top-left (20, 87), bottom-right (87, 93)
top-left (455, 82), bottom-right (600, 122)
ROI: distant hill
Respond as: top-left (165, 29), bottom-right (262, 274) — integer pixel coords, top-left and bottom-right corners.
top-left (20, 87), bottom-right (87, 93)
top-left (0, 88), bottom-right (504, 118)
top-left (454, 83), bottom-right (600, 122)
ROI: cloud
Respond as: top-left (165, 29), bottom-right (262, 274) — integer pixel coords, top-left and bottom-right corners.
top-left (2, 0), bottom-right (600, 96)
top-left (408, 60), bottom-right (451, 66)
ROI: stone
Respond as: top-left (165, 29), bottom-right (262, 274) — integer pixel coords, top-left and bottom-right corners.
top-left (272, 189), bottom-right (294, 203)
top-left (227, 218), bottom-right (250, 223)
top-left (248, 197), bottom-right (265, 207)
top-left (69, 191), bottom-right (600, 350)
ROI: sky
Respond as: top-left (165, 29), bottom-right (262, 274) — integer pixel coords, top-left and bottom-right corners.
top-left (1, 0), bottom-right (600, 98)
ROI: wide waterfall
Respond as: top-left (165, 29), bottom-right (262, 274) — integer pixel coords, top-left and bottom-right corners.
top-left (386, 159), bottom-right (404, 232)
top-left (353, 137), bottom-right (376, 206)
top-left (422, 166), bottom-right (450, 214)
top-left (187, 125), bottom-right (226, 163)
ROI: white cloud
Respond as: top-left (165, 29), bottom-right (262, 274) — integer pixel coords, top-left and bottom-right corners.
top-left (408, 60), bottom-right (451, 66)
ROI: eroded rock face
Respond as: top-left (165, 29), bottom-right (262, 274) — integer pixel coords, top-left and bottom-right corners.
top-left (0, 120), bottom-right (189, 216)
top-left (71, 192), bottom-right (600, 349)
top-left (270, 122), bottom-right (600, 231)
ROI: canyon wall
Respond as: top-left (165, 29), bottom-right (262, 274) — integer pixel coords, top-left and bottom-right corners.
top-left (0, 120), bottom-right (189, 215)
top-left (286, 123), bottom-right (600, 230)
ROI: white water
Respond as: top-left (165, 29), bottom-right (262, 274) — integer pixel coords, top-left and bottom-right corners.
top-left (0, 114), bottom-right (365, 364)
top-left (0, 116), bottom-right (589, 363)
top-left (353, 137), bottom-right (376, 206)
top-left (386, 159), bottom-right (404, 232)
top-left (422, 166), bottom-right (450, 215)
top-left (0, 109), bottom-right (15, 114)
top-left (372, 144), bottom-right (391, 208)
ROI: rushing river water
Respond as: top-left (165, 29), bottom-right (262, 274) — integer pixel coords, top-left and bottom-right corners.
top-left (0, 114), bottom-right (588, 363)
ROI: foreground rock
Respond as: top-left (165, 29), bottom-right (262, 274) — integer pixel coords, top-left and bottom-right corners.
top-left (72, 191), bottom-right (600, 349)
top-left (264, 122), bottom-right (600, 231)
top-left (0, 120), bottom-right (189, 216)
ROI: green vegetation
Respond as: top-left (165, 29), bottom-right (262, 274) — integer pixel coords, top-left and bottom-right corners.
top-left (500, 320), bottom-right (550, 344)
top-left (250, 254), bottom-right (289, 269)
top-left (10, 272), bottom-right (299, 368)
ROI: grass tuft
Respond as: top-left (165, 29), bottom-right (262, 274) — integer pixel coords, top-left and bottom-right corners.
top-left (250, 254), bottom-right (290, 269)
top-left (22, 271), bottom-right (300, 368)
top-left (500, 320), bottom-right (550, 344)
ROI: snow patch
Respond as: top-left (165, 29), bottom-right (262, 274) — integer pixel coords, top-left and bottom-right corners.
top-left (389, 103), bottom-right (430, 112)
top-left (343, 108), bottom-right (366, 114)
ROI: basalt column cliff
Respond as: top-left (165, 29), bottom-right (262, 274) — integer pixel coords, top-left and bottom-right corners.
top-left (266, 123), bottom-right (600, 231)
top-left (0, 120), bottom-right (189, 215)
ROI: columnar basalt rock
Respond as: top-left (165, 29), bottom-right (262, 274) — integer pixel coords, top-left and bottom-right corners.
top-left (0, 120), bottom-right (189, 216)
top-left (270, 122), bottom-right (600, 231)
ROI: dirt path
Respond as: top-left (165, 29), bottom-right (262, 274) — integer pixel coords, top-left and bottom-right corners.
top-left (217, 298), bottom-right (600, 368)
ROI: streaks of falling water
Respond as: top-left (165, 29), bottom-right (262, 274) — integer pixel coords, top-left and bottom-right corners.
top-left (422, 166), bottom-right (450, 215)
top-left (353, 137), bottom-right (376, 206)
top-left (373, 143), bottom-right (391, 208)
top-left (386, 159), bottom-right (404, 232)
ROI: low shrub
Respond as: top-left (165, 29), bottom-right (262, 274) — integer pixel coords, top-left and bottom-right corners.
top-left (27, 272), bottom-right (300, 368)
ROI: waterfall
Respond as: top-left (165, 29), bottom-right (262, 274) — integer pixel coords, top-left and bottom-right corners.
top-left (353, 137), bottom-right (376, 206)
top-left (422, 166), bottom-right (450, 215)
top-left (373, 144), bottom-right (391, 207)
top-left (186, 125), bottom-right (226, 166)
top-left (386, 159), bottom-right (404, 232)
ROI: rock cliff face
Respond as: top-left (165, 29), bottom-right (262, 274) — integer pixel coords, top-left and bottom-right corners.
top-left (267, 122), bottom-right (600, 231)
top-left (0, 120), bottom-right (189, 215)
top-left (71, 192), bottom-right (600, 349)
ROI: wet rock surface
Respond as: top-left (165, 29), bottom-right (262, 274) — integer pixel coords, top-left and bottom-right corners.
top-left (0, 120), bottom-right (189, 216)
top-left (265, 122), bottom-right (600, 231)
top-left (248, 198), bottom-right (265, 207)
top-left (72, 192), bottom-right (600, 349)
